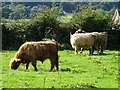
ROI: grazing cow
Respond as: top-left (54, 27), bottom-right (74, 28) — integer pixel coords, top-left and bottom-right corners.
top-left (70, 33), bottom-right (96, 55)
top-left (10, 40), bottom-right (59, 71)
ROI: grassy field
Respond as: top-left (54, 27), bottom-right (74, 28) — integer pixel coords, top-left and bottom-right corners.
top-left (1, 50), bottom-right (119, 88)
top-left (57, 14), bottom-right (73, 23)
top-left (2, 14), bottom-right (73, 24)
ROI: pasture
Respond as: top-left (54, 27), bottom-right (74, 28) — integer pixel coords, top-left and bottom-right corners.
top-left (1, 50), bottom-right (119, 88)
top-left (57, 14), bottom-right (73, 23)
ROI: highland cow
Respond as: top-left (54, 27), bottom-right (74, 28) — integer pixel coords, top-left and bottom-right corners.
top-left (92, 32), bottom-right (108, 55)
top-left (76, 32), bottom-right (108, 55)
top-left (70, 33), bottom-right (96, 55)
top-left (10, 40), bottom-right (59, 71)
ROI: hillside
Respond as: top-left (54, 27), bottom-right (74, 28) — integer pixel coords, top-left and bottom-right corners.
top-left (1, 2), bottom-right (119, 19)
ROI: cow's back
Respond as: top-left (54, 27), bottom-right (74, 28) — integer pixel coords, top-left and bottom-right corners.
top-left (71, 33), bottom-right (95, 49)
top-left (16, 41), bottom-right (58, 61)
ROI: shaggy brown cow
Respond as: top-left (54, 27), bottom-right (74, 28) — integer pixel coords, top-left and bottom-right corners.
top-left (10, 40), bottom-right (59, 71)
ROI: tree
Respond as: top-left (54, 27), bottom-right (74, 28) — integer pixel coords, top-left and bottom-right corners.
top-left (69, 3), bottom-right (111, 32)
top-left (25, 3), bottom-right (62, 41)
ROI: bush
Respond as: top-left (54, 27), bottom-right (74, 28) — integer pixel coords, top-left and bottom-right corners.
top-left (25, 3), bottom-right (62, 41)
top-left (2, 3), bottom-right (119, 50)
top-left (2, 22), bottom-right (26, 50)
top-left (2, 3), bottom-right (64, 50)
top-left (69, 4), bottom-right (111, 33)
top-left (107, 30), bottom-right (120, 50)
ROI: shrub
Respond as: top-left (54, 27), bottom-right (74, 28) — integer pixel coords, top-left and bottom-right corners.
top-left (2, 3), bottom-right (64, 50)
top-left (2, 21), bottom-right (26, 50)
top-left (2, 3), bottom-right (119, 50)
top-left (25, 3), bottom-right (62, 41)
top-left (69, 4), bottom-right (111, 33)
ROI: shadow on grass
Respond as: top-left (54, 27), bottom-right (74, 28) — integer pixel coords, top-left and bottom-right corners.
top-left (60, 68), bottom-right (71, 72)
top-left (60, 68), bottom-right (88, 74)
top-left (91, 52), bottom-right (118, 56)
top-left (75, 83), bottom-right (97, 88)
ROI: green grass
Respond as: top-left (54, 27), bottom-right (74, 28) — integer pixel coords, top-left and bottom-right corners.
top-left (3, 14), bottom-right (73, 24)
top-left (1, 50), bottom-right (119, 88)
top-left (57, 14), bottom-right (73, 23)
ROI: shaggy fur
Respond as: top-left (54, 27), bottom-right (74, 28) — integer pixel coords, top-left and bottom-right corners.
top-left (10, 40), bottom-right (59, 71)
top-left (70, 33), bottom-right (96, 55)
top-left (92, 32), bottom-right (108, 54)
top-left (77, 32), bottom-right (108, 55)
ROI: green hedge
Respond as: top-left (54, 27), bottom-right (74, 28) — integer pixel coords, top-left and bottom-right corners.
top-left (2, 22), bottom-right (120, 50)
top-left (106, 30), bottom-right (120, 50)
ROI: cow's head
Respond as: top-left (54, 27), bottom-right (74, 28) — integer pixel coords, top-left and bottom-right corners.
top-left (9, 58), bottom-right (21, 70)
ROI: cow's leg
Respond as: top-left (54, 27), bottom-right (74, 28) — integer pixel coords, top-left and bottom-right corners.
top-left (75, 47), bottom-right (78, 55)
top-left (89, 47), bottom-right (93, 55)
top-left (80, 48), bottom-right (84, 53)
top-left (101, 49), bottom-right (104, 54)
top-left (50, 60), bottom-right (55, 71)
top-left (50, 55), bottom-right (59, 71)
top-left (97, 49), bottom-right (100, 55)
top-left (31, 60), bottom-right (37, 71)
top-left (55, 54), bottom-right (59, 71)
top-left (98, 47), bottom-right (102, 55)
top-left (91, 46), bottom-right (95, 55)
top-left (25, 62), bottom-right (30, 70)
top-left (95, 46), bottom-right (100, 55)
top-left (89, 49), bottom-right (92, 55)
top-left (100, 46), bottom-right (104, 54)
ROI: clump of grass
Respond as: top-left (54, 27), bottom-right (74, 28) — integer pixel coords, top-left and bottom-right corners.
top-left (75, 82), bottom-right (97, 88)
top-left (60, 67), bottom-right (71, 72)
top-left (72, 69), bottom-right (87, 74)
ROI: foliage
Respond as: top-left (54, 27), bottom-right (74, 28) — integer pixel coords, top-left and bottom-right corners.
top-left (25, 3), bottom-right (62, 41)
top-left (2, 23), bottom-right (25, 49)
top-left (69, 4), bottom-right (111, 32)
top-left (1, 2), bottom-right (118, 19)
top-left (2, 3), bottom-right (69, 49)
top-left (2, 50), bottom-right (118, 88)
top-left (107, 30), bottom-right (120, 50)
top-left (2, 3), bottom-right (120, 50)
